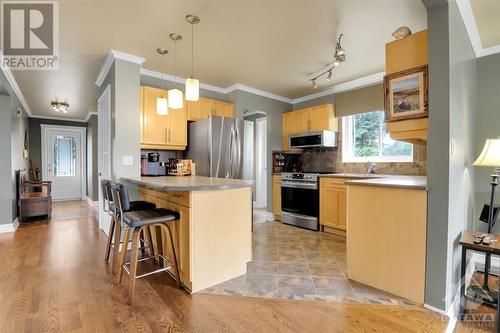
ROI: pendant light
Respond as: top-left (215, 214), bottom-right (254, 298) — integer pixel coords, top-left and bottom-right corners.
top-left (185, 14), bottom-right (200, 101)
top-left (168, 33), bottom-right (184, 109)
top-left (156, 48), bottom-right (169, 115)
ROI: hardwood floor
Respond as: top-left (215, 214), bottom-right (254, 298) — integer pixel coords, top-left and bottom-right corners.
top-left (0, 201), bottom-right (449, 332)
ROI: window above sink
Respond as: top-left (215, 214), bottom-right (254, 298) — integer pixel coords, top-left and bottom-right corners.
top-left (342, 111), bottom-right (413, 163)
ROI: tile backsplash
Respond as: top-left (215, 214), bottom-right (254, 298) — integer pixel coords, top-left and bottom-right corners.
top-left (295, 136), bottom-right (427, 176)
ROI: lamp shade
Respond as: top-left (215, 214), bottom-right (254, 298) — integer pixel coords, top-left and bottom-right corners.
top-left (168, 89), bottom-right (183, 109)
top-left (185, 78), bottom-right (199, 101)
top-left (156, 97), bottom-right (168, 115)
top-left (473, 138), bottom-right (500, 167)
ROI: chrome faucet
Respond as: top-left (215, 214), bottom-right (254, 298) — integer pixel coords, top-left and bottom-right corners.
top-left (366, 162), bottom-right (377, 174)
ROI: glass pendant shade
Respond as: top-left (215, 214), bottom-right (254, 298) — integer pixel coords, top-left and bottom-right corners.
top-left (168, 89), bottom-right (183, 109)
top-left (185, 78), bottom-right (199, 101)
top-left (156, 97), bottom-right (168, 115)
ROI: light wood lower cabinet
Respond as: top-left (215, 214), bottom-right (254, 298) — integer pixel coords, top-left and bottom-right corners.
top-left (319, 178), bottom-right (350, 232)
top-left (139, 188), bottom-right (192, 290)
top-left (272, 175), bottom-right (281, 221)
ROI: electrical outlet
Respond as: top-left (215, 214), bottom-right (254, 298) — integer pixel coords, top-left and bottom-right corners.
top-left (122, 156), bottom-right (133, 166)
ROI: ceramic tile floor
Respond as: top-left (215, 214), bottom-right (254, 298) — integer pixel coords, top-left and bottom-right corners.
top-left (200, 216), bottom-right (417, 306)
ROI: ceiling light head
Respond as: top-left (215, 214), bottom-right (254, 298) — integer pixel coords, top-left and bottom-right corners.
top-left (312, 79), bottom-right (318, 90)
top-left (156, 48), bottom-right (168, 55)
top-left (326, 70), bottom-right (333, 82)
top-left (169, 33), bottom-right (183, 41)
top-left (336, 48), bottom-right (345, 57)
top-left (51, 101), bottom-right (69, 113)
top-left (186, 14), bottom-right (200, 24)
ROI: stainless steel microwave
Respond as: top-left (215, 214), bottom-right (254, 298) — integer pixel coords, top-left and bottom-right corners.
top-left (289, 130), bottom-right (337, 148)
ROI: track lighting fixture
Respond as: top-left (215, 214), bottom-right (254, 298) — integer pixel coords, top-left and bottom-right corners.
top-left (309, 34), bottom-right (346, 89)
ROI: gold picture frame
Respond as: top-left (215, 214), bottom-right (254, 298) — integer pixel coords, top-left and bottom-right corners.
top-left (384, 65), bottom-right (428, 122)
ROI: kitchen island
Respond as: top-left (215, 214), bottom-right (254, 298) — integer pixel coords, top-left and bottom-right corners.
top-left (122, 176), bottom-right (253, 293)
top-left (345, 175), bottom-right (427, 303)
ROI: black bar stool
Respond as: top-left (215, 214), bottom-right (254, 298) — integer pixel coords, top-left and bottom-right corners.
top-left (110, 182), bottom-right (181, 305)
top-left (101, 179), bottom-right (156, 274)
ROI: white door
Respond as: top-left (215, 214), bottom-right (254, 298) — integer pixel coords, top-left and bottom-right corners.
top-left (255, 117), bottom-right (267, 208)
top-left (98, 85), bottom-right (112, 232)
top-left (41, 125), bottom-right (86, 201)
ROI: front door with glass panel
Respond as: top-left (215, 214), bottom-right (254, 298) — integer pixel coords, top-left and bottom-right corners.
top-left (42, 125), bottom-right (86, 201)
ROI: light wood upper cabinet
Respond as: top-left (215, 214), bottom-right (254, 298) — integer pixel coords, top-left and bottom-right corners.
top-left (187, 97), bottom-right (235, 121)
top-left (385, 30), bottom-right (428, 75)
top-left (320, 178), bottom-right (349, 232)
top-left (310, 104), bottom-right (339, 132)
top-left (282, 104), bottom-right (338, 150)
top-left (385, 30), bottom-right (428, 143)
top-left (141, 86), bottom-right (169, 146)
top-left (141, 85), bottom-right (235, 149)
top-left (272, 175), bottom-right (281, 221)
top-left (140, 86), bottom-right (187, 150)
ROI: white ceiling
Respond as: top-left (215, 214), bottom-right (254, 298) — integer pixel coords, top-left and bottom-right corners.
top-left (11, 0), bottom-right (427, 119)
top-left (469, 0), bottom-right (500, 49)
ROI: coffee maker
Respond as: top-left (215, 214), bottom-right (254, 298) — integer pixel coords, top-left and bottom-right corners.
top-left (141, 152), bottom-right (167, 176)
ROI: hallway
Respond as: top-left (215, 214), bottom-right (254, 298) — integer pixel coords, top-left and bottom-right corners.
top-left (0, 202), bottom-right (448, 332)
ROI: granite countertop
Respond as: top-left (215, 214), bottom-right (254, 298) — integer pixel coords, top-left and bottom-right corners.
top-left (122, 176), bottom-right (254, 191)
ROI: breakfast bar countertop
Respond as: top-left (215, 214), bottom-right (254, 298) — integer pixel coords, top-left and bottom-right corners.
top-left (122, 176), bottom-right (254, 191)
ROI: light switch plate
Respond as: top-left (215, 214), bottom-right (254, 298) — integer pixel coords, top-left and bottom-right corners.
top-left (122, 156), bottom-right (133, 166)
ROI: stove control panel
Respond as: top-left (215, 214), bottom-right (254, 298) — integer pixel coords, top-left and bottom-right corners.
top-left (281, 173), bottom-right (319, 182)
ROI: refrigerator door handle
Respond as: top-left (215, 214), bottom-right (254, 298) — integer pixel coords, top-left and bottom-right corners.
top-left (228, 125), bottom-right (236, 178)
top-left (234, 121), bottom-right (242, 178)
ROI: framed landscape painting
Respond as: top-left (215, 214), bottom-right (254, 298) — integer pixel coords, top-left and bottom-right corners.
top-left (384, 65), bottom-right (428, 122)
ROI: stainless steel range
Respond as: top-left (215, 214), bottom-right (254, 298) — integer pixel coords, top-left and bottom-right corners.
top-left (280, 172), bottom-right (321, 231)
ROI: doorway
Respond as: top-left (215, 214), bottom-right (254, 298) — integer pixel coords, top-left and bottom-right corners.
top-left (243, 111), bottom-right (268, 210)
top-left (98, 84), bottom-right (112, 232)
top-left (41, 124), bottom-right (86, 201)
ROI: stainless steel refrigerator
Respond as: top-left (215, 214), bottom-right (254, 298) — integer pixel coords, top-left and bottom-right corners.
top-left (187, 116), bottom-right (251, 179)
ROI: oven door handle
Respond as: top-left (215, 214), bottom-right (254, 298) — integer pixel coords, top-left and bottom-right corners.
top-left (281, 181), bottom-right (318, 190)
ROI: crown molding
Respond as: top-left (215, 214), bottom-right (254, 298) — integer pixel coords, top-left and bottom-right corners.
top-left (111, 49), bottom-right (146, 65)
top-left (141, 67), bottom-right (384, 105)
top-left (0, 53), bottom-right (32, 116)
top-left (457, 0), bottom-right (500, 58)
top-left (292, 71), bottom-right (385, 104)
top-left (140, 68), bottom-right (228, 94)
top-left (84, 111), bottom-right (98, 122)
top-left (95, 50), bottom-right (146, 87)
top-left (30, 114), bottom-right (89, 123)
top-left (227, 84), bottom-right (293, 104)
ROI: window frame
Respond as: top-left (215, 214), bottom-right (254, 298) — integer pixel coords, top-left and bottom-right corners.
top-left (341, 111), bottom-right (414, 163)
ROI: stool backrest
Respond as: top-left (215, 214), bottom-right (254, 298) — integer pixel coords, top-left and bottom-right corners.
top-left (100, 179), bottom-right (113, 213)
top-left (110, 183), bottom-right (131, 215)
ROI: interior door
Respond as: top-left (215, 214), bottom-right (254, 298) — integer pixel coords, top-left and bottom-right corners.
top-left (255, 117), bottom-right (267, 208)
top-left (42, 125), bottom-right (86, 201)
top-left (98, 85), bottom-right (112, 232)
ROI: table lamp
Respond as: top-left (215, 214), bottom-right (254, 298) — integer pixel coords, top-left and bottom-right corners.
top-left (468, 138), bottom-right (500, 305)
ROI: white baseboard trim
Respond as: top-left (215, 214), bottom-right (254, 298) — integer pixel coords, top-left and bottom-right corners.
top-left (265, 212), bottom-right (275, 221)
top-left (0, 218), bottom-right (20, 233)
top-left (84, 196), bottom-right (99, 208)
top-left (423, 251), bottom-right (480, 333)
